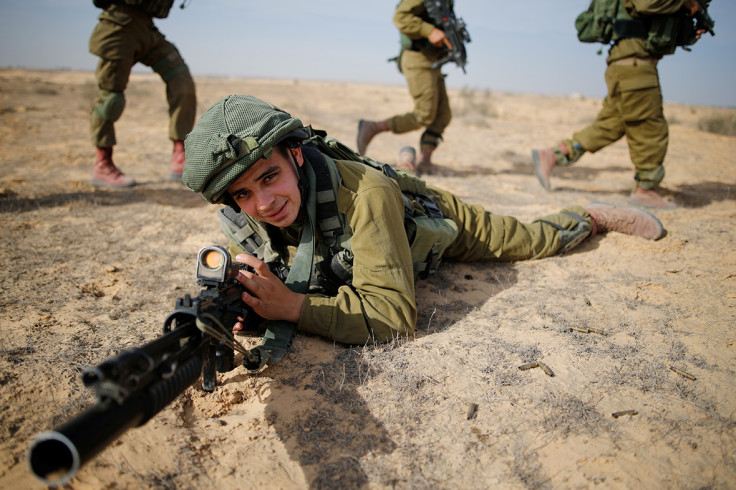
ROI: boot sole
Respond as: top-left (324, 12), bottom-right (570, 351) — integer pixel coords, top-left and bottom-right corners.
top-left (627, 196), bottom-right (678, 210)
top-left (357, 120), bottom-right (367, 155)
top-left (531, 149), bottom-right (551, 191)
top-left (91, 178), bottom-right (136, 188)
top-left (588, 202), bottom-right (664, 240)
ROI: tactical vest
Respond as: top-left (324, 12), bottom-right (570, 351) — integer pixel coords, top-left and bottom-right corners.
top-left (575, 0), bottom-right (691, 56)
top-left (93, 0), bottom-right (174, 18)
top-left (218, 130), bottom-right (459, 296)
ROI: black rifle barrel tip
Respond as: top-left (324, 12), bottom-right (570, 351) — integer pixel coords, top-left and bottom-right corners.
top-left (27, 431), bottom-right (80, 487)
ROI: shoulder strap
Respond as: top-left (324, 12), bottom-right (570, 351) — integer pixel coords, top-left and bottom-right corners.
top-left (301, 143), bottom-right (344, 248)
top-left (218, 207), bottom-right (262, 254)
top-left (218, 207), bottom-right (286, 264)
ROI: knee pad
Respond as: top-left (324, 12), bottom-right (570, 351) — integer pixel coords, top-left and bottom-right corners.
top-left (93, 90), bottom-right (125, 122)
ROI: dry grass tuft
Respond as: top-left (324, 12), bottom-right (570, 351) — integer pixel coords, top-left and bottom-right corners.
top-left (698, 110), bottom-right (736, 136)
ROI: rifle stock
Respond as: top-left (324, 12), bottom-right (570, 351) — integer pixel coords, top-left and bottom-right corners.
top-left (28, 245), bottom-right (273, 486)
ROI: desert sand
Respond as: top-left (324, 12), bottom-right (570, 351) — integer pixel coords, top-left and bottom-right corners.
top-left (0, 68), bottom-right (735, 488)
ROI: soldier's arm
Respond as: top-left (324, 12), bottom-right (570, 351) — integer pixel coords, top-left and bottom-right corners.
top-left (393, 0), bottom-right (436, 40)
top-left (297, 181), bottom-right (417, 345)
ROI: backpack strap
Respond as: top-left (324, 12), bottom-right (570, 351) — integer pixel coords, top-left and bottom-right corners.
top-left (218, 207), bottom-right (262, 254)
top-left (218, 207), bottom-right (287, 264)
top-left (302, 143), bottom-right (344, 248)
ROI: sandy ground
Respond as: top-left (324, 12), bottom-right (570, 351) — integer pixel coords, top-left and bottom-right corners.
top-left (0, 69), bottom-right (735, 489)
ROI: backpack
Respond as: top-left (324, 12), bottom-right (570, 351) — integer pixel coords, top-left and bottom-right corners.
top-left (575, 0), bottom-right (625, 44)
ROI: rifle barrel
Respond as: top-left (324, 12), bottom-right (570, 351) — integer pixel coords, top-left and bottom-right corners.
top-left (28, 343), bottom-right (204, 486)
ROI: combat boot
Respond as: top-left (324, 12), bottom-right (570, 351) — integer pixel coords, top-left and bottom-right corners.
top-left (170, 140), bottom-right (186, 180)
top-left (531, 147), bottom-right (557, 191)
top-left (586, 202), bottom-right (664, 240)
top-left (397, 146), bottom-right (417, 172)
top-left (357, 120), bottom-right (388, 155)
top-left (417, 145), bottom-right (436, 176)
top-left (416, 144), bottom-right (450, 176)
top-left (92, 147), bottom-right (136, 188)
top-left (628, 184), bottom-right (678, 209)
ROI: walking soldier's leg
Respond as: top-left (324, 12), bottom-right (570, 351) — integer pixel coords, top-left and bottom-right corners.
top-left (616, 63), bottom-right (668, 190)
top-left (387, 50), bottom-right (441, 134)
top-left (90, 58), bottom-right (132, 148)
top-left (142, 37), bottom-right (196, 141)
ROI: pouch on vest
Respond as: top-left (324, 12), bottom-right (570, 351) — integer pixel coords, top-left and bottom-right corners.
top-left (575, 0), bottom-right (621, 44)
top-left (388, 33), bottom-right (414, 74)
top-left (576, 0), bottom-right (646, 46)
top-left (403, 194), bottom-right (458, 279)
top-left (645, 14), bottom-right (685, 56)
top-left (315, 190), bottom-right (459, 285)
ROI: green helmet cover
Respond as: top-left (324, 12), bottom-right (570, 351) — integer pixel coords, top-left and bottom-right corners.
top-left (183, 95), bottom-right (306, 203)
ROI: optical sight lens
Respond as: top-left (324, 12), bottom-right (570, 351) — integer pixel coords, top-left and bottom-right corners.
top-left (202, 249), bottom-right (223, 270)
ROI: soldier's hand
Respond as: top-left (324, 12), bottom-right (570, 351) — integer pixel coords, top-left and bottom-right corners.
top-left (428, 27), bottom-right (453, 50)
top-left (232, 254), bottom-right (305, 325)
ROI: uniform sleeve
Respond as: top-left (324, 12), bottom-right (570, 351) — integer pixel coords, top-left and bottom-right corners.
top-left (393, 0), bottom-right (436, 40)
top-left (630, 0), bottom-right (687, 15)
top-left (297, 181), bottom-right (417, 345)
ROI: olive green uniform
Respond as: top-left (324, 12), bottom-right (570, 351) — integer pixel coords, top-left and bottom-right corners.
top-left (88, 3), bottom-right (196, 147)
top-left (564, 0), bottom-right (688, 190)
top-left (229, 159), bottom-right (593, 346)
top-left (387, 0), bottom-right (452, 148)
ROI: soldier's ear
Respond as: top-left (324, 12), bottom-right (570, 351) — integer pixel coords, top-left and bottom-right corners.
top-left (291, 146), bottom-right (304, 167)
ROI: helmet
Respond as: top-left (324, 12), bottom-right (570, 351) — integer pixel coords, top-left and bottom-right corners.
top-left (183, 95), bottom-right (307, 204)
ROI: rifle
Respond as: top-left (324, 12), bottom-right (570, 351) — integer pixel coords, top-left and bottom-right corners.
top-left (677, 0), bottom-right (716, 47)
top-left (694, 0), bottom-right (715, 36)
top-left (423, 0), bottom-right (471, 73)
top-left (684, 0), bottom-right (715, 45)
top-left (27, 245), bottom-right (283, 486)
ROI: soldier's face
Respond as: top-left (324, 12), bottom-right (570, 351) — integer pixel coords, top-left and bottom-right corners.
top-left (227, 145), bottom-right (304, 228)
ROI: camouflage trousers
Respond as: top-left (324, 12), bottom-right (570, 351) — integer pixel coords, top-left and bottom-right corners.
top-left (88, 4), bottom-right (196, 147)
top-left (572, 61), bottom-right (668, 190)
top-left (429, 187), bottom-right (593, 262)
